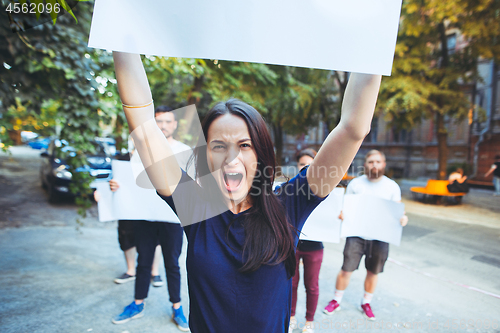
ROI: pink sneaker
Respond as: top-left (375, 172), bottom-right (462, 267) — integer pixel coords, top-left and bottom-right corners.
top-left (361, 303), bottom-right (376, 321)
top-left (323, 299), bottom-right (341, 315)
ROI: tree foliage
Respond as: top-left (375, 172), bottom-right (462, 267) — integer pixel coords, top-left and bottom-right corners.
top-left (378, 0), bottom-right (500, 179)
top-left (1, 1), bottom-right (117, 222)
top-left (142, 56), bottom-right (339, 164)
top-left (1, 1), bottom-right (340, 225)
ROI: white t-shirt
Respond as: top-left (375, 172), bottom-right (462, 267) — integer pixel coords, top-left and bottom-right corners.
top-left (169, 140), bottom-right (195, 177)
top-left (345, 175), bottom-right (401, 202)
top-left (130, 139), bottom-right (194, 178)
top-left (129, 139), bottom-right (194, 223)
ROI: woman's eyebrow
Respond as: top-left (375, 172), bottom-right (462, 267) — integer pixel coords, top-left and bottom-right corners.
top-left (209, 138), bottom-right (251, 144)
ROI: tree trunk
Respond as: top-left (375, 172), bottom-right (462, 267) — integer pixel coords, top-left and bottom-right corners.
top-left (114, 114), bottom-right (125, 153)
top-left (436, 112), bottom-right (448, 180)
top-left (8, 130), bottom-right (22, 145)
top-left (187, 75), bottom-right (204, 105)
top-left (181, 75), bottom-right (204, 145)
top-left (436, 21), bottom-right (450, 180)
top-left (334, 71), bottom-right (348, 125)
top-left (273, 123), bottom-right (284, 168)
top-left (318, 103), bottom-right (331, 141)
top-left (404, 130), bottom-right (413, 178)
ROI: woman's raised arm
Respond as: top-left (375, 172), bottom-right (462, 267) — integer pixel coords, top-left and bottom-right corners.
top-left (307, 73), bottom-right (382, 198)
top-left (113, 51), bottom-right (181, 196)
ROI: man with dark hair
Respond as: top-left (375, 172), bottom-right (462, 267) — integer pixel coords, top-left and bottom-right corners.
top-left (324, 150), bottom-right (408, 321)
top-left (112, 106), bottom-right (191, 332)
top-left (154, 105), bottom-right (176, 139)
top-left (485, 155), bottom-right (500, 196)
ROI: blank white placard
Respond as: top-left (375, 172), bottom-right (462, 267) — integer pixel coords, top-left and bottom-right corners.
top-left (300, 187), bottom-right (344, 243)
top-left (111, 160), bottom-right (180, 222)
top-left (340, 194), bottom-right (404, 246)
top-left (88, 0), bottom-right (402, 75)
top-left (94, 160), bottom-right (180, 223)
top-left (94, 181), bottom-right (114, 222)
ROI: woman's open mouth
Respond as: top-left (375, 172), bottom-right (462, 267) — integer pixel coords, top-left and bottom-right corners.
top-left (223, 172), bottom-right (244, 192)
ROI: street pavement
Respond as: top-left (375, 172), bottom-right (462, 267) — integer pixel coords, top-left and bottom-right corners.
top-left (1, 146), bottom-right (500, 333)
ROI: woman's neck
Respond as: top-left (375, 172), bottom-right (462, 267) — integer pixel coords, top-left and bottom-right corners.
top-left (227, 196), bottom-right (253, 214)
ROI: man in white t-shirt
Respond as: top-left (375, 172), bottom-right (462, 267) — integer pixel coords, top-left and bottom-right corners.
top-left (324, 150), bottom-right (408, 321)
top-left (111, 106), bottom-right (190, 331)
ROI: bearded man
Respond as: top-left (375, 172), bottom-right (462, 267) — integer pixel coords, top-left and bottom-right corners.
top-left (323, 150), bottom-right (408, 321)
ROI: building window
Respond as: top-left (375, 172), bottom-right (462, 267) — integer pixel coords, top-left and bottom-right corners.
top-left (447, 34), bottom-right (456, 55)
top-left (392, 128), bottom-right (408, 143)
top-left (366, 117), bottom-right (378, 143)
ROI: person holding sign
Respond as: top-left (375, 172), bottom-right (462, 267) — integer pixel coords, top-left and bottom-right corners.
top-left (323, 150), bottom-right (408, 321)
top-left (289, 149), bottom-right (324, 333)
top-left (111, 106), bottom-right (190, 331)
top-left (484, 155), bottom-right (500, 196)
top-left (113, 50), bottom-right (382, 333)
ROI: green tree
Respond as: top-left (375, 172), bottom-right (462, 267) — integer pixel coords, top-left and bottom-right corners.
top-left (378, 0), bottom-right (500, 179)
top-left (197, 61), bottom-right (339, 165)
top-left (1, 1), bottom-right (340, 222)
top-left (1, 1), bottom-right (119, 222)
top-left (263, 66), bottom-right (338, 165)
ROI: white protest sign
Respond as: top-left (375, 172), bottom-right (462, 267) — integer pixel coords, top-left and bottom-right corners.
top-left (88, 0), bottom-right (402, 75)
top-left (340, 194), bottom-right (404, 246)
top-left (94, 181), bottom-right (114, 222)
top-left (95, 160), bottom-right (180, 223)
top-left (300, 187), bottom-right (344, 243)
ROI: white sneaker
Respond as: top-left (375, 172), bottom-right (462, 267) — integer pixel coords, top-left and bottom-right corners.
top-left (289, 317), bottom-right (297, 332)
top-left (302, 324), bottom-right (314, 333)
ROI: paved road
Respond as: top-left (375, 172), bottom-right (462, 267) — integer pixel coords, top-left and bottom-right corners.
top-left (1, 146), bottom-right (499, 333)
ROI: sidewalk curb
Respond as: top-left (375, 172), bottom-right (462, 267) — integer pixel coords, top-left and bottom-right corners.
top-left (402, 199), bottom-right (500, 230)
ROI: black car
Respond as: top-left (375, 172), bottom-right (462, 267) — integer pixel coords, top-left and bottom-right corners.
top-left (40, 138), bottom-right (113, 203)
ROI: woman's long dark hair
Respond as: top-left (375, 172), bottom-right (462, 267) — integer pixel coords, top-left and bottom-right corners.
top-left (191, 99), bottom-right (297, 277)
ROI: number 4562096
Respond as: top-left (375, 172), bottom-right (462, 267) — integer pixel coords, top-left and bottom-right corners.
top-left (6, 2), bottom-right (60, 14)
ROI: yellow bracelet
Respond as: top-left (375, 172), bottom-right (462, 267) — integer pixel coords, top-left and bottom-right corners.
top-left (122, 100), bottom-right (153, 109)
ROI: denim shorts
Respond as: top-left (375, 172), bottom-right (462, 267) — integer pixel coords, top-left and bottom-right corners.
top-left (341, 237), bottom-right (389, 274)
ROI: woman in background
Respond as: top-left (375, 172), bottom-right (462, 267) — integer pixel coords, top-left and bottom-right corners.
top-left (447, 167), bottom-right (469, 193)
top-left (290, 148), bottom-right (325, 333)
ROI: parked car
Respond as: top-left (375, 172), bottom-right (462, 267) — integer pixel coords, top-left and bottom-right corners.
top-left (40, 138), bottom-right (112, 203)
top-left (28, 137), bottom-right (51, 150)
top-left (95, 137), bottom-right (118, 156)
top-left (21, 131), bottom-right (39, 143)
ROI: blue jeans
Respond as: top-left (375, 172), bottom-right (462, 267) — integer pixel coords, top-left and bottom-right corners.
top-left (494, 176), bottom-right (500, 195)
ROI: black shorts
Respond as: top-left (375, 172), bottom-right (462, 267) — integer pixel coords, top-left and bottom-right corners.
top-left (118, 220), bottom-right (161, 251)
top-left (117, 220), bottom-right (138, 251)
top-left (341, 237), bottom-right (389, 274)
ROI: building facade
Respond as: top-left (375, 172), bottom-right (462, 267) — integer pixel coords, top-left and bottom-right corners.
top-left (280, 60), bottom-right (499, 185)
top-left (358, 59), bottom-right (499, 183)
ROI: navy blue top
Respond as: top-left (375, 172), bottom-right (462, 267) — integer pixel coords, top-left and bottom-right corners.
top-left (297, 240), bottom-right (324, 252)
top-left (158, 166), bottom-right (326, 333)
